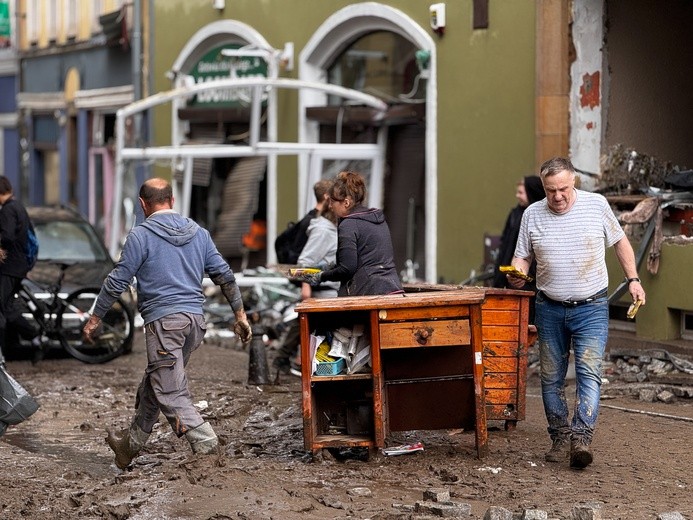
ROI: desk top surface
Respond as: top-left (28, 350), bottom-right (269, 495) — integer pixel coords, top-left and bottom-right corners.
top-left (295, 287), bottom-right (486, 313)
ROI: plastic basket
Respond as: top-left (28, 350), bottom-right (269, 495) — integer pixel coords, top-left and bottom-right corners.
top-left (314, 357), bottom-right (346, 376)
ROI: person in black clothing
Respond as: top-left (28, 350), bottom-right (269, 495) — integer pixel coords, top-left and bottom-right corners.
top-left (493, 175), bottom-right (545, 288)
top-left (492, 175), bottom-right (545, 322)
top-left (309, 170), bottom-right (402, 297)
top-left (0, 176), bottom-right (41, 362)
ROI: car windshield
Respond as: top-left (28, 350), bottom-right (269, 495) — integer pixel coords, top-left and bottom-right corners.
top-left (35, 221), bottom-right (110, 263)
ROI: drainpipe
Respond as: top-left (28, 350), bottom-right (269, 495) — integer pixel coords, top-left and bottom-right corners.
top-left (131, 0), bottom-right (146, 211)
top-left (132, 0), bottom-right (142, 104)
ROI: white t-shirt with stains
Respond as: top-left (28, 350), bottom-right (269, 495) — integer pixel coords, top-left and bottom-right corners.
top-left (514, 189), bottom-right (625, 301)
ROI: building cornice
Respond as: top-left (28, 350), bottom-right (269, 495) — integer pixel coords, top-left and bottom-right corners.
top-left (17, 92), bottom-right (65, 111)
top-left (0, 113), bottom-right (19, 127)
top-left (73, 85), bottom-right (134, 109)
top-left (0, 52), bottom-right (19, 75)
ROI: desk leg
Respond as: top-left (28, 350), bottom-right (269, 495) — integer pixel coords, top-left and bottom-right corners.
top-left (299, 313), bottom-right (314, 452)
top-left (470, 304), bottom-right (488, 458)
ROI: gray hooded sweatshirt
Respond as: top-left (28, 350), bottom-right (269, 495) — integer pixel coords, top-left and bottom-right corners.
top-left (94, 211), bottom-right (237, 325)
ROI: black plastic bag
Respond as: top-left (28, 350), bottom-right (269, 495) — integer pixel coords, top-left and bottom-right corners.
top-left (0, 365), bottom-right (39, 431)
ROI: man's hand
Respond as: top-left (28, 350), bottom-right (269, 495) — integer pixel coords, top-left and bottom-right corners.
top-left (506, 268), bottom-right (529, 288)
top-left (628, 280), bottom-right (646, 307)
top-left (232, 313), bottom-right (252, 343)
top-left (506, 259), bottom-right (532, 289)
top-left (83, 315), bottom-right (101, 344)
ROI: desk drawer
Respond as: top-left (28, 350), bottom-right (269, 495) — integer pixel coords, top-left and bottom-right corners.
top-left (379, 319), bottom-right (471, 349)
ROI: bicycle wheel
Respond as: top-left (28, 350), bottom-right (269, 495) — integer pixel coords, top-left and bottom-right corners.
top-left (56, 288), bottom-right (134, 364)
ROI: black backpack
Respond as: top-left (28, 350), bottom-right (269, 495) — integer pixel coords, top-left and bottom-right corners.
top-left (274, 211), bottom-right (315, 264)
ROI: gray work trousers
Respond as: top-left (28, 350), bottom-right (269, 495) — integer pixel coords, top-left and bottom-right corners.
top-left (133, 312), bottom-right (207, 437)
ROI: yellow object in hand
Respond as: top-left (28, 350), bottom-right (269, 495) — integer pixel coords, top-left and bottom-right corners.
top-left (499, 265), bottom-right (534, 283)
top-left (627, 300), bottom-right (642, 320)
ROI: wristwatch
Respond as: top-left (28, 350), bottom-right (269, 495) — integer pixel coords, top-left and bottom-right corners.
top-left (626, 277), bottom-right (641, 284)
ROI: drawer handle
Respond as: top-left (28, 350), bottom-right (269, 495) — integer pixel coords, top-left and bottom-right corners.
top-left (414, 326), bottom-right (433, 345)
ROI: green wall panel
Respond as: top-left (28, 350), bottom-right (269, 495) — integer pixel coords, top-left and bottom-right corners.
top-left (152, 0), bottom-right (536, 282)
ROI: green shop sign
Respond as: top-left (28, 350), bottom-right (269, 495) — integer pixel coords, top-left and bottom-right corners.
top-left (188, 44), bottom-right (268, 107)
top-left (0, 0), bottom-right (11, 47)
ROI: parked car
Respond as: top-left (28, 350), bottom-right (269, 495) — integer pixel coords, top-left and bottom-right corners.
top-left (3, 205), bottom-right (137, 359)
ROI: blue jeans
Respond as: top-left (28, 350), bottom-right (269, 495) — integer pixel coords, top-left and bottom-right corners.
top-left (535, 290), bottom-right (609, 444)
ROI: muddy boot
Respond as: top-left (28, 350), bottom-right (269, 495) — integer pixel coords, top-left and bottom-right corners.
top-left (569, 437), bottom-right (593, 469)
top-left (544, 435), bottom-right (570, 462)
top-left (185, 421), bottom-right (218, 454)
top-left (105, 423), bottom-right (150, 470)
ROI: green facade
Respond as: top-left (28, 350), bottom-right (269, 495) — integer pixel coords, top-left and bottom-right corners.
top-left (151, 0), bottom-right (536, 282)
top-left (149, 1), bottom-right (693, 343)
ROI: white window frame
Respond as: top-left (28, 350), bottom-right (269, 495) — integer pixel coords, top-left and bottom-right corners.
top-left (298, 4), bottom-right (438, 283)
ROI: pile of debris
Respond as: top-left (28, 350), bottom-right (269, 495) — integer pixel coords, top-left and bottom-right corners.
top-left (600, 144), bottom-right (684, 193)
top-left (602, 348), bottom-right (693, 403)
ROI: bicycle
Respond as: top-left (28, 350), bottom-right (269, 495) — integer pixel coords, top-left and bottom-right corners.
top-left (16, 262), bottom-right (135, 364)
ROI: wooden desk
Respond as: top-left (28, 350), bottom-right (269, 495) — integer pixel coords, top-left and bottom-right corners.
top-left (404, 284), bottom-right (536, 430)
top-left (296, 289), bottom-right (488, 458)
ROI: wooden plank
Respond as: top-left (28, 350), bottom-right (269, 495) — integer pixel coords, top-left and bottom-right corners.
top-left (481, 325), bottom-right (519, 342)
top-left (482, 295), bottom-right (521, 311)
top-left (483, 372), bottom-right (518, 389)
top-left (296, 289), bottom-right (485, 313)
top-left (371, 310), bottom-right (386, 447)
top-left (484, 356), bottom-right (518, 373)
top-left (485, 389), bottom-right (518, 404)
top-left (312, 434), bottom-right (374, 450)
top-left (486, 404), bottom-right (519, 420)
top-left (379, 319), bottom-right (471, 349)
top-left (300, 313), bottom-right (315, 451)
top-left (483, 340), bottom-right (522, 357)
top-left (481, 309), bottom-right (519, 326)
top-left (470, 304), bottom-right (488, 458)
top-left (380, 305), bottom-right (470, 321)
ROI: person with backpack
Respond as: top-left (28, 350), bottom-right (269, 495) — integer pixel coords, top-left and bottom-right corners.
top-left (0, 176), bottom-right (42, 362)
top-left (272, 179), bottom-right (335, 376)
top-left (274, 179), bottom-right (333, 265)
top-left (272, 203), bottom-right (339, 377)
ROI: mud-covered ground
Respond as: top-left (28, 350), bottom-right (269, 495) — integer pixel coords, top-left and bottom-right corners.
top-left (1, 332), bottom-right (691, 520)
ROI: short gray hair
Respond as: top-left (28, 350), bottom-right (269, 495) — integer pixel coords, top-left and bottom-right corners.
top-left (539, 157), bottom-right (576, 179)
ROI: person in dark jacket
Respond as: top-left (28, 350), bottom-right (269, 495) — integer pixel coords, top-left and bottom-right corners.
top-left (0, 176), bottom-right (41, 362)
top-left (492, 175), bottom-right (546, 290)
top-left (309, 171), bottom-right (402, 297)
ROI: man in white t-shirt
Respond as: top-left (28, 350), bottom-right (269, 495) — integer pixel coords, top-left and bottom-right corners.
top-left (507, 157), bottom-right (646, 469)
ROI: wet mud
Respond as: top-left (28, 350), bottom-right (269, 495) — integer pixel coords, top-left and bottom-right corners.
top-left (0, 334), bottom-right (691, 519)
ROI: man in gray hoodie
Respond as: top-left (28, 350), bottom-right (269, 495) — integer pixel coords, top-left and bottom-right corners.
top-left (83, 178), bottom-right (252, 469)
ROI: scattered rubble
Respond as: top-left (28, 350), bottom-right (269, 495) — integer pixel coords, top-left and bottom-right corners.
top-left (392, 489), bottom-right (688, 519)
top-left (602, 348), bottom-right (693, 403)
